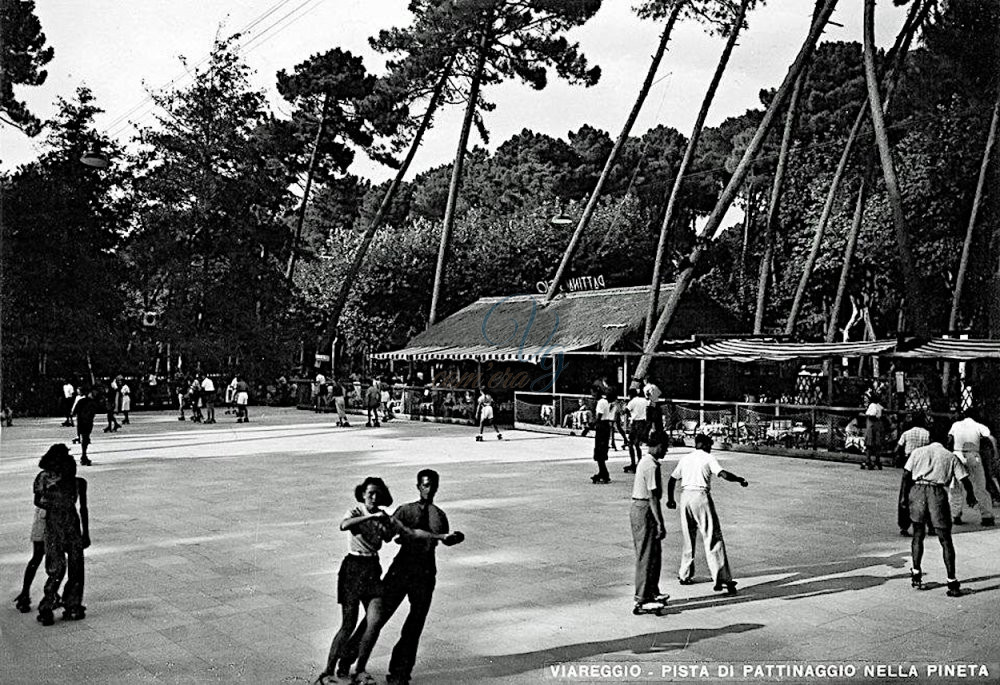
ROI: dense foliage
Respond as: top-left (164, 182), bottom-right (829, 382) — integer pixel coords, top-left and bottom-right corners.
top-left (2, 0), bottom-right (999, 406)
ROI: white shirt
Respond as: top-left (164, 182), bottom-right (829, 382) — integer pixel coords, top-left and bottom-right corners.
top-left (201, 377), bottom-right (215, 393)
top-left (949, 417), bottom-right (991, 455)
top-left (63, 383), bottom-right (75, 399)
top-left (626, 396), bottom-right (649, 420)
top-left (315, 373), bottom-right (326, 385)
top-left (670, 449), bottom-right (723, 492)
top-left (595, 398), bottom-right (610, 420)
top-left (865, 402), bottom-right (884, 418)
top-left (631, 454), bottom-right (662, 499)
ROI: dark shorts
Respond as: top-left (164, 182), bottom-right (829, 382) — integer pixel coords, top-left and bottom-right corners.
top-left (909, 483), bottom-right (951, 532)
top-left (629, 420), bottom-right (648, 444)
top-left (202, 391), bottom-right (216, 404)
top-left (78, 422), bottom-right (93, 445)
top-left (337, 554), bottom-right (382, 606)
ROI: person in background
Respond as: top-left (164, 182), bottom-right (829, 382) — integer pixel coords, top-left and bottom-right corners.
top-left (61, 380), bottom-right (75, 427)
top-left (862, 392), bottom-right (886, 470)
top-left (610, 392), bottom-right (628, 452)
top-left (380, 380), bottom-right (393, 423)
top-left (188, 375), bottom-right (203, 423)
top-left (72, 388), bottom-right (98, 466)
top-left (624, 388), bottom-right (649, 474)
top-left (119, 378), bottom-right (131, 425)
top-left (174, 372), bottom-right (189, 421)
top-left (226, 375), bottom-right (238, 415)
top-left (200, 374), bottom-right (216, 424)
top-left (234, 376), bottom-right (250, 423)
top-left (643, 377), bottom-right (664, 437)
top-left (330, 377), bottom-right (350, 427)
top-left (365, 380), bottom-right (382, 428)
top-left (590, 391), bottom-right (612, 484)
top-left (103, 382), bottom-right (121, 434)
top-left (315, 370), bottom-right (328, 413)
top-left (475, 387), bottom-right (501, 441)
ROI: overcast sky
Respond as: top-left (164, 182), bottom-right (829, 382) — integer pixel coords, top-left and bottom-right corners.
top-left (1, 0), bottom-right (909, 182)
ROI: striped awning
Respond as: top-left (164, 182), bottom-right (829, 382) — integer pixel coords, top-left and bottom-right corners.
top-left (371, 342), bottom-right (590, 364)
top-left (892, 338), bottom-right (1000, 361)
top-left (658, 338), bottom-right (898, 362)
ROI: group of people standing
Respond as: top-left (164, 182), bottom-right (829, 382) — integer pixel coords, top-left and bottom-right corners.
top-left (315, 471), bottom-right (464, 685)
top-left (589, 377), bottom-right (665, 485)
top-left (58, 376), bottom-right (132, 466)
top-left (174, 372), bottom-right (250, 424)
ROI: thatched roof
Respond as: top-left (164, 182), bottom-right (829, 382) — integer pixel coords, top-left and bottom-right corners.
top-left (373, 284), bottom-right (743, 363)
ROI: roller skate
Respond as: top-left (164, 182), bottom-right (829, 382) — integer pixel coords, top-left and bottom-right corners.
top-left (497, 433), bottom-right (503, 440)
top-left (36, 608), bottom-right (54, 626)
top-left (632, 599), bottom-right (668, 616)
top-left (946, 580), bottom-right (963, 597)
top-left (63, 605), bottom-right (86, 621)
top-left (910, 569), bottom-right (923, 590)
top-left (13, 593), bottom-right (30, 613)
top-left (475, 434), bottom-right (484, 442)
top-left (713, 580), bottom-right (738, 595)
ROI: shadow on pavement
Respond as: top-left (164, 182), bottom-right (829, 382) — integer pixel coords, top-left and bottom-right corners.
top-left (423, 623), bottom-right (763, 680)
top-left (662, 553), bottom-right (912, 614)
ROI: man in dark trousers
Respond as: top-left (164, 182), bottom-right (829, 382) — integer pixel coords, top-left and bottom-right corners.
top-left (338, 470), bottom-right (464, 685)
top-left (591, 390), bottom-right (612, 484)
top-left (72, 388), bottom-right (99, 466)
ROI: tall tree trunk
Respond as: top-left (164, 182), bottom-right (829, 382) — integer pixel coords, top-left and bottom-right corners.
top-left (322, 58), bottom-right (453, 349)
top-left (644, 0), bottom-right (750, 343)
top-left (754, 57), bottom-right (809, 333)
top-left (785, 0), bottom-right (927, 334)
top-left (863, 0), bottom-right (926, 335)
top-left (825, 174), bottom-right (870, 342)
top-left (942, 90), bottom-right (1000, 391)
top-left (428, 33), bottom-right (490, 325)
top-left (738, 181), bottom-right (755, 315)
top-left (544, 2), bottom-right (684, 306)
top-left (286, 93), bottom-right (331, 282)
top-left (948, 94), bottom-right (999, 331)
top-left (634, 0), bottom-right (839, 381)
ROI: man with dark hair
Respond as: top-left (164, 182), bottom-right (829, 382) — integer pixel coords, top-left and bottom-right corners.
top-left (630, 432), bottom-right (669, 615)
top-left (590, 390), bottom-right (612, 484)
top-left (338, 469), bottom-right (464, 685)
top-left (72, 389), bottom-right (98, 466)
top-left (901, 425), bottom-right (977, 596)
top-left (667, 434), bottom-right (748, 595)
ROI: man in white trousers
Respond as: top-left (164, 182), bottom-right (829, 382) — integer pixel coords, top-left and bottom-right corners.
top-left (666, 434), bottom-right (748, 595)
top-left (948, 409), bottom-right (996, 527)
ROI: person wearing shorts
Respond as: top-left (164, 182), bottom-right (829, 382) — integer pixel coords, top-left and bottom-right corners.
top-left (476, 388), bottom-right (501, 440)
top-left (316, 478), bottom-right (453, 685)
top-left (200, 375), bottom-right (216, 424)
top-left (900, 429), bottom-right (977, 597)
top-left (72, 389), bottom-right (98, 466)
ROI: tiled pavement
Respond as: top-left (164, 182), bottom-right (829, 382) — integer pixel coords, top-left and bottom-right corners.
top-left (1, 408), bottom-right (998, 684)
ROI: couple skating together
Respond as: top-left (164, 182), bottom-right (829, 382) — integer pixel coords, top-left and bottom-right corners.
top-left (316, 470), bottom-right (465, 685)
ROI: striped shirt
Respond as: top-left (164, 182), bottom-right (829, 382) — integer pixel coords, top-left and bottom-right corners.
top-left (897, 427), bottom-right (930, 457)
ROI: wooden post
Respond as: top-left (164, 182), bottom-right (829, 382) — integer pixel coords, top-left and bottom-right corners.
top-left (699, 360), bottom-right (706, 425)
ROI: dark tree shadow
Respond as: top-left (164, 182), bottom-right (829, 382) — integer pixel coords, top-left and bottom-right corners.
top-left (421, 623), bottom-right (763, 680)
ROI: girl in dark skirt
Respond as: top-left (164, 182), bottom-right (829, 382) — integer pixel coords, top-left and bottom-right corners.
top-left (315, 477), bottom-right (453, 685)
top-left (33, 444), bottom-right (90, 625)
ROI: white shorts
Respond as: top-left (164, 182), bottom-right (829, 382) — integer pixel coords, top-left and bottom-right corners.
top-left (480, 406), bottom-right (494, 422)
top-left (236, 392), bottom-right (249, 406)
top-left (121, 396), bottom-right (131, 411)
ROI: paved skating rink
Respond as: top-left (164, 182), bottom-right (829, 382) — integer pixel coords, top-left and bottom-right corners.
top-left (2, 408), bottom-right (998, 684)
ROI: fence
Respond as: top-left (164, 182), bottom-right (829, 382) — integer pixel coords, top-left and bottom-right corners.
top-left (514, 392), bottom-right (960, 456)
top-left (296, 382), bottom-right (513, 427)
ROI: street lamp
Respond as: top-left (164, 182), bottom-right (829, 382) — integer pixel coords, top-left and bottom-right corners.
top-left (80, 148), bottom-right (109, 169)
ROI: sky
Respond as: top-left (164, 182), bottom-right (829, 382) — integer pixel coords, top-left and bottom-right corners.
top-left (0, 0), bottom-right (910, 183)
